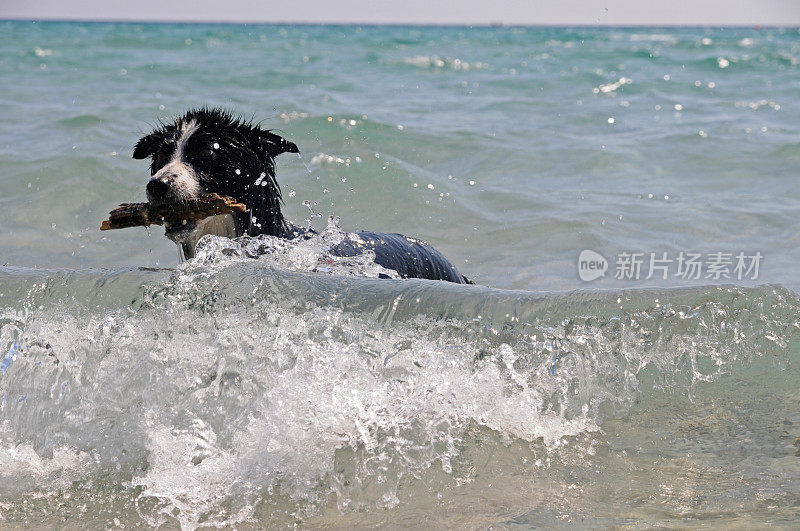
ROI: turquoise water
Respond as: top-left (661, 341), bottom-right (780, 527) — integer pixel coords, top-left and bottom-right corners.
top-left (0, 21), bottom-right (799, 528)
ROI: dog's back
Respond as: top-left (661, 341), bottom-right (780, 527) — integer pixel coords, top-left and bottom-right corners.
top-left (331, 231), bottom-right (471, 284)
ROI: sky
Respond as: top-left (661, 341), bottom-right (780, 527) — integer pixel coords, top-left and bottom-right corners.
top-left (3, 0), bottom-right (800, 26)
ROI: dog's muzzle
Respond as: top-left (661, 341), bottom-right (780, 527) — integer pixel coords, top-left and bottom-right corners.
top-left (146, 160), bottom-right (202, 206)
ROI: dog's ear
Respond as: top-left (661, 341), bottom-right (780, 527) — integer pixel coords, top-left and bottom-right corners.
top-left (133, 133), bottom-right (162, 159)
top-left (258, 131), bottom-right (299, 157)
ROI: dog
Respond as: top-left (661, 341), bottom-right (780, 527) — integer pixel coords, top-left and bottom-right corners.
top-left (133, 108), bottom-right (472, 284)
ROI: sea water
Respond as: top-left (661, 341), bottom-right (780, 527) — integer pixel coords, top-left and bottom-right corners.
top-left (0, 21), bottom-right (798, 527)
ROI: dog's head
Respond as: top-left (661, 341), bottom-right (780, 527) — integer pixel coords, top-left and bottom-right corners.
top-left (133, 107), bottom-right (298, 241)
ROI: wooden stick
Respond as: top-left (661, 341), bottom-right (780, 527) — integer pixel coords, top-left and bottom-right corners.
top-left (100, 194), bottom-right (247, 231)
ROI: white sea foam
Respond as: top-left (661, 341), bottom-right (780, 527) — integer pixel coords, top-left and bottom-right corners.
top-left (193, 216), bottom-right (401, 279)
top-left (0, 265), bottom-right (795, 528)
top-left (400, 55), bottom-right (488, 71)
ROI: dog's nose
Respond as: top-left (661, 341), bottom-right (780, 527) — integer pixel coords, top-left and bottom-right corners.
top-left (146, 179), bottom-right (170, 200)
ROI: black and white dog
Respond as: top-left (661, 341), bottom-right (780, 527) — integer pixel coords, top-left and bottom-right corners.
top-left (133, 108), bottom-right (471, 284)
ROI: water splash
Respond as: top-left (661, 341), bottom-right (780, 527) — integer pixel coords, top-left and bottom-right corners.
top-left (296, 151), bottom-right (314, 174)
top-left (193, 216), bottom-right (399, 280)
top-left (0, 257), bottom-right (797, 527)
top-left (301, 199), bottom-right (323, 232)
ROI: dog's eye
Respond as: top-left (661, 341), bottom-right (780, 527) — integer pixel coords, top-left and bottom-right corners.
top-left (200, 146), bottom-right (216, 158)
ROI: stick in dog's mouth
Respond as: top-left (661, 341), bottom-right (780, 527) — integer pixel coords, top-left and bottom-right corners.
top-left (100, 194), bottom-right (247, 231)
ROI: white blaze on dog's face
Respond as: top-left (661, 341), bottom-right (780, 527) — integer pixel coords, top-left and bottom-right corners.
top-left (145, 120), bottom-right (202, 206)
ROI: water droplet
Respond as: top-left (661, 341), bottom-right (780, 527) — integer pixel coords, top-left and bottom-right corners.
top-left (296, 153), bottom-right (313, 173)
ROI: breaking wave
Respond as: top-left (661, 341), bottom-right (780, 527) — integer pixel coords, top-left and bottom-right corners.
top-left (0, 230), bottom-right (798, 527)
